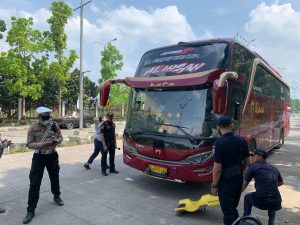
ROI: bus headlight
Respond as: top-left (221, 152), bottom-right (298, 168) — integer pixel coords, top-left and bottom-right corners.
top-left (185, 151), bottom-right (213, 164)
top-left (124, 139), bottom-right (138, 154)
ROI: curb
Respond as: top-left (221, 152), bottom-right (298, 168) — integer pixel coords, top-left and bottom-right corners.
top-left (0, 126), bottom-right (30, 132)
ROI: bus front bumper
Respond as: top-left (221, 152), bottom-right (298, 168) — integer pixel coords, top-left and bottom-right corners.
top-left (123, 150), bottom-right (213, 183)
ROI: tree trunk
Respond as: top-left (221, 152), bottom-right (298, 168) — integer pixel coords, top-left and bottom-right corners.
top-left (22, 98), bottom-right (26, 117)
top-left (59, 88), bottom-right (62, 117)
top-left (122, 103), bottom-right (125, 117)
top-left (62, 100), bottom-right (65, 117)
top-left (18, 98), bottom-right (22, 121)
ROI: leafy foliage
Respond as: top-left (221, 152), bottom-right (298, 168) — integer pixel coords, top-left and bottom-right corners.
top-left (100, 43), bottom-right (124, 83)
top-left (99, 43), bottom-right (129, 105)
top-left (0, 20), bottom-right (6, 39)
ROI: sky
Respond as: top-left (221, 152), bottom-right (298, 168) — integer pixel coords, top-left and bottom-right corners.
top-left (1, 0), bottom-right (300, 97)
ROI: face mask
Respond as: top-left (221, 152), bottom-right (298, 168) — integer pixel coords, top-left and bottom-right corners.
top-left (40, 120), bottom-right (49, 126)
top-left (40, 114), bottom-right (50, 120)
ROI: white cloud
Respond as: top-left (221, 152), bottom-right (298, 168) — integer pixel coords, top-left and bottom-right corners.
top-left (19, 8), bottom-right (51, 30)
top-left (0, 8), bottom-right (17, 21)
top-left (65, 5), bottom-right (198, 81)
top-left (245, 2), bottom-right (300, 88)
top-left (95, 5), bottom-right (196, 52)
top-left (200, 30), bottom-right (214, 39)
top-left (0, 5), bottom-right (205, 83)
top-left (90, 4), bottom-right (100, 13)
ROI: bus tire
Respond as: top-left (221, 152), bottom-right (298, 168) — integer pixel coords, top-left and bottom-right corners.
top-left (275, 130), bottom-right (284, 149)
top-left (67, 123), bottom-right (74, 130)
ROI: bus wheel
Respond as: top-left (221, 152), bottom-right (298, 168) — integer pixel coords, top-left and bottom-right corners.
top-left (275, 130), bottom-right (284, 149)
top-left (249, 139), bottom-right (256, 154)
top-left (67, 123), bottom-right (74, 129)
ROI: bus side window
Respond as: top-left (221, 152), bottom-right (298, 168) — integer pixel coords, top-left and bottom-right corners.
top-left (230, 44), bottom-right (254, 88)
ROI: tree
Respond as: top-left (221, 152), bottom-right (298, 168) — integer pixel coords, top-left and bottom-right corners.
top-left (100, 43), bottom-right (124, 83)
top-left (47, 1), bottom-right (77, 116)
top-left (63, 68), bottom-right (98, 112)
top-left (5, 16), bottom-right (51, 119)
top-left (0, 20), bottom-right (6, 40)
top-left (99, 43), bottom-right (129, 106)
top-left (84, 76), bottom-right (98, 107)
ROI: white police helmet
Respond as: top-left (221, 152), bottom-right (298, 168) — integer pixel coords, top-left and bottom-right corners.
top-left (36, 107), bottom-right (53, 115)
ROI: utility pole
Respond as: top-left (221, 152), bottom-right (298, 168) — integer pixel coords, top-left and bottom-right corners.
top-left (73, 0), bottom-right (91, 129)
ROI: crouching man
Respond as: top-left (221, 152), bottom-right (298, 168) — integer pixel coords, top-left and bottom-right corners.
top-left (242, 149), bottom-right (283, 225)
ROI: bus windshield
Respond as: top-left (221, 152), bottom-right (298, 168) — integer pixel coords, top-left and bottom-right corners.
top-left (135, 43), bottom-right (229, 77)
top-left (126, 87), bottom-right (217, 138)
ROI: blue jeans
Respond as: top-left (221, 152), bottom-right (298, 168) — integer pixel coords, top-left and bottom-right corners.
top-left (218, 178), bottom-right (243, 225)
top-left (244, 192), bottom-right (276, 225)
top-left (87, 139), bottom-right (103, 164)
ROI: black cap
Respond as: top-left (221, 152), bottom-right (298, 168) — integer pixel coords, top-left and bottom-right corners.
top-left (253, 149), bottom-right (267, 159)
top-left (106, 112), bottom-right (114, 117)
top-left (217, 116), bottom-right (232, 126)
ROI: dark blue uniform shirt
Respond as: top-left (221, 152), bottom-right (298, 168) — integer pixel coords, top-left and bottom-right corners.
top-left (245, 161), bottom-right (283, 199)
top-left (100, 121), bottom-right (116, 145)
top-left (214, 132), bottom-right (249, 172)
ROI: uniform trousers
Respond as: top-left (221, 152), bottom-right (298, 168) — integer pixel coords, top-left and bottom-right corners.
top-left (27, 152), bottom-right (60, 212)
top-left (218, 177), bottom-right (243, 225)
top-left (244, 192), bottom-right (276, 225)
top-left (101, 142), bottom-right (115, 171)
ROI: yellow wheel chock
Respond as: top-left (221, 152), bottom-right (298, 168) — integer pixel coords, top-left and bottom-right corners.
top-left (175, 194), bottom-right (220, 216)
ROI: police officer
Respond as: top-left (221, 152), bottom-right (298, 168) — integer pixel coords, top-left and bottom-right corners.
top-left (211, 116), bottom-right (250, 225)
top-left (0, 138), bottom-right (12, 214)
top-left (242, 149), bottom-right (283, 225)
top-left (100, 112), bottom-right (118, 176)
top-left (23, 107), bottom-right (64, 224)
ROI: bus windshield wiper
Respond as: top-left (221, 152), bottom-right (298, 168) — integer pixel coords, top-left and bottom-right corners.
top-left (125, 128), bottom-right (157, 136)
top-left (154, 122), bottom-right (199, 144)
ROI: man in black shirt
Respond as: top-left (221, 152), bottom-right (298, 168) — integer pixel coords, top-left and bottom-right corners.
top-left (100, 113), bottom-right (118, 176)
top-left (242, 149), bottom-right (283, 225)
top-left (211, 116), bottom-right (250, 225)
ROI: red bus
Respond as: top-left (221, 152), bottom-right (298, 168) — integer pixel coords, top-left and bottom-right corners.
top-left (100, 39), bottom-right (290, 183)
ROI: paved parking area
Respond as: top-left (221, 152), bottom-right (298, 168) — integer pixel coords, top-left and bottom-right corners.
top-left (0, 119), bottom-right (299, 225)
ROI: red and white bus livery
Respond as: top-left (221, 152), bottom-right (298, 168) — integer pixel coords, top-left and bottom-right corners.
top-left (100, 39), bottom-right (290, 182)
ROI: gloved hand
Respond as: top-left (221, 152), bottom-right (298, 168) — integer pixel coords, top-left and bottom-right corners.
top-left (42, 140), bottom-right (54, 147)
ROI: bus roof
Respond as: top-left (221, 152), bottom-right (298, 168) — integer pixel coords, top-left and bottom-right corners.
top-left (143, 38), bottom-right (289, 89)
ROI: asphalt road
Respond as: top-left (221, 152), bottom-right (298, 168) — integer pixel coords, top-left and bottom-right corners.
top-left (0, 119), bottom-right (299, 225)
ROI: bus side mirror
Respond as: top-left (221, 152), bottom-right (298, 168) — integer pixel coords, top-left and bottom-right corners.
top-left (213, 79), bottom-right (228, 114)
top-left (100, 80), bottom-right (111, 107)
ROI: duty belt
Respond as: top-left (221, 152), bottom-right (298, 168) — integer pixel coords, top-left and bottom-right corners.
top-left (34, 149), bottom-right (56, 155)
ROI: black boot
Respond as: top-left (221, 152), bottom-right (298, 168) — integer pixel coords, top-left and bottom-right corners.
top-left (53, 195), bottom-right (64, 206)
top-left (83, 163), bottom-right (91, 169)
top-left (109, 169), bottom-right (119, 174)
top-left (101, 170), bottom-right (108, 176)
top-left (23, 211), bottom-right (35, 224)
top-left (0, 207), bottom-right (5, 213)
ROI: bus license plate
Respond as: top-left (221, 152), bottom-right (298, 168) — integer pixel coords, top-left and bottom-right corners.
top-left (148, 164), bottom-right (167, 175)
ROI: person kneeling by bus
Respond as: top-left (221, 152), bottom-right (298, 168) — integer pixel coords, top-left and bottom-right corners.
top-left (242, 149), bottom-right (283, 225)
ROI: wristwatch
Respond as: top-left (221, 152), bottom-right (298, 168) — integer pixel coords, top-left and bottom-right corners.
top-left (211, 184), bottom-right (218, 188)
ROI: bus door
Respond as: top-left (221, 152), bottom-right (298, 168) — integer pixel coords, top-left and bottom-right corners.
top-left (227, 82), bottom-right (246, 134)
